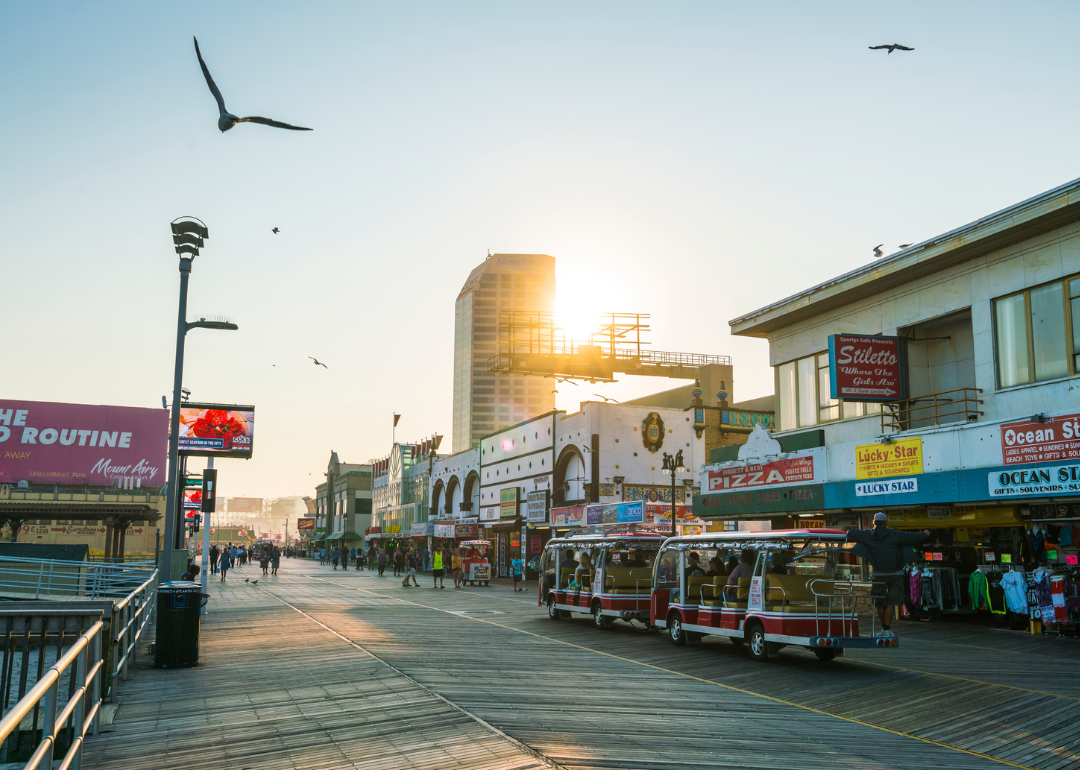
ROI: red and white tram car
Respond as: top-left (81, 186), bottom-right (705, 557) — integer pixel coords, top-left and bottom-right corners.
top-left (538, 532), bottom-right (664, 629)
top-left (651, 529), bottom-right (897, 661)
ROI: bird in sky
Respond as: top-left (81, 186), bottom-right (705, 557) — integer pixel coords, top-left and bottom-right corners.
top-left (869, 44), bottom-right (914, 54)
top-left (308, 357), bottom-right (328, 368)
top-left (899, 243), bottom-right (912, 248)
top-left (594, 394), bottom-right (620, 403)
top-left (194, 37), bottom-right (313, 133)
top-left (272, 228), bottom-right (280, 234)
top-left (555, 377), bottom-right (579, 386)
top-left (873, 244), bottom-right (884, 258)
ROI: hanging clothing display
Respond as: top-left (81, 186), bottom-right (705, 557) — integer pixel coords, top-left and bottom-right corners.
top-left (999, 569), bottom-right (1028, 614)
top-left (1050, 576), bottom-right (1069, 623)
top-left (909, 567), bottom-right (922, 608)
top-left (985, 570), bottom-right (1006, 615)
top-left (968, 570), bottom-right (989, 611)
top-left (1034, 570), bottom-right (1056, 625)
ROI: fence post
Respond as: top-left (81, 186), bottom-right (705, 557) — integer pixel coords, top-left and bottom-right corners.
top-left (121, 602), bottom-right (131, 682)
top-left (40, 675), bottom-right (58, 770)
top-left (91, 628), bottom-right (101, 737)
top-left (71, 642), bottom-right (88, 770)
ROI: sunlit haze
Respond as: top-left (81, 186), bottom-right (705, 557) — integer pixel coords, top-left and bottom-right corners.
top-left (4, 2), bottom-right (1080, 498)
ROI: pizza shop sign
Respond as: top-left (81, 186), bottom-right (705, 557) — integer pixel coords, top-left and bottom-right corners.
top-left (827, 334), bottom-right (905, 402)
top-left (707, 456), bottom-right (816, 493)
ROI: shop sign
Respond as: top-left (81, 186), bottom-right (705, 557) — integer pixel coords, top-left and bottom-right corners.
top-left (599, 501), bottom-right (644, 524)
top-left (854, 478), bottom-right (918, 497)
top-left (1001, 413), bottom-right (1080, 466)
top-left (433, 523), bottom-right (454, 537)
top-left (707, 456), bottom-right (816, 492)
top-left (479, 506), bottom-right (500, 522)
top-left (364, 526), bottom-right (381, 535)
top-left (988, 462), bottom-right (1080, 498)
top-left (624, 485), bottom-right (685, 503)
top-left (720, 411), bottom-right (776, 432)
top-left (385, 525), bottom-right (401, 533)
top-left (297, 517), bottom-right (315, 531)
top-left (500, 487), bottom-right (518, 518)
top-left (695, 484), bottom-right (824, 518)
top-left (586, 503), bottom-right (603, 525)
top-left (551, 505), bottom-right (581, 527)
top-left (1019, 503), bottom-right (1080, 520)
top-left (855, 438), bottom-right (923, 479)
top-left (411, 522), bottom-right (433, 537)
top-left (526, 490), bottom-right (548, 523)
top-left (645, 504), bottom-right (695, 523)
top-left (827, 334), bottom-right (905, 401)
top-left (455, 522), bottom-right (478, 539)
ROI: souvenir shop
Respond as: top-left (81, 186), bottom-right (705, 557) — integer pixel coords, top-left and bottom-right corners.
top-left (827, 503), bottom-right (1080, 635)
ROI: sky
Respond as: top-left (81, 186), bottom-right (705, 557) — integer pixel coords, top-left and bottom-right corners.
top-left (4, 1), bottom-right (1080, 499)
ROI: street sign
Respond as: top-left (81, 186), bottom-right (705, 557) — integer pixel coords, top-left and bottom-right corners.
top-left (827, 334), bottom-right (905, 402)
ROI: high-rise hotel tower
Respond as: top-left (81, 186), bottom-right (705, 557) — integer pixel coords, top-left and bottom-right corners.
top-left (452, 254), bottom-right (556, 453)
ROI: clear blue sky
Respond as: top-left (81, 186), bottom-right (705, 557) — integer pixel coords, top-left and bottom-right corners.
top-left (3, 1), bottom-right (1079, 498)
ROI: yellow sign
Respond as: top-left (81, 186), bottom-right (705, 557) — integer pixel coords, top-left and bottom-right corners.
top-left (385, 526), bottom-right (401, 533)
top-left (855, 438), bottom-right (923, 480)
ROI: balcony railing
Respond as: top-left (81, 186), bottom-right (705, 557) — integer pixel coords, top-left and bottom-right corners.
top-left (881, 387), bottom-right (984, 432)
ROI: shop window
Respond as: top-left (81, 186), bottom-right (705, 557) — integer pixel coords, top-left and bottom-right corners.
top-left (994, 274), bottom-right (1080, 388)
top-left (776, 353), bottom-right (882, 430)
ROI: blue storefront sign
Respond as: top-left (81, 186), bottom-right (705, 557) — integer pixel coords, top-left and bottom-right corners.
top-left (600, 501), bottom-right (645, 524)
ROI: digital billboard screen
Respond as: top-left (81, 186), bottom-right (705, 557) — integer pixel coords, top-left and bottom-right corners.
top-left (183, 488), bottom-right (202, 510)
top-left (177, 404), bottom-right (254, 458)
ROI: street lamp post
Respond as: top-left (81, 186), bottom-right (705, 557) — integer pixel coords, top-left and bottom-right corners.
top-left (661, 449), bottom-right (685, 537)
top-left (161, 218), bottom-right (238, 582)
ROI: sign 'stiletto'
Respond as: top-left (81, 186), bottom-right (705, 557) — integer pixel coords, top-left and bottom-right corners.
top-left (827, 334), bottom-right (905, 402)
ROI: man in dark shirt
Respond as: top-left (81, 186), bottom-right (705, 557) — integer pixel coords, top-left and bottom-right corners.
top-left (848, 512), bottom-right (930, 638)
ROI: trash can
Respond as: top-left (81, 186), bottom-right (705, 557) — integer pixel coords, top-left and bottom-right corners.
top-left (154, 581), bottom-right (203, 668)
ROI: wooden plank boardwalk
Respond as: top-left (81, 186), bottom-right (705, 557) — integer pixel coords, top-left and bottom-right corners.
top-left (82, 557), bottom-right (1080, 770)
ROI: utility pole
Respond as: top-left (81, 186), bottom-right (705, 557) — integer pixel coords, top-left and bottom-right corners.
top-left (199, 457), bottom-right (213, 613)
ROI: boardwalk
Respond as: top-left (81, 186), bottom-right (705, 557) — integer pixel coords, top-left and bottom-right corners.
top-left (83, 557), bottom-right (1080, 770)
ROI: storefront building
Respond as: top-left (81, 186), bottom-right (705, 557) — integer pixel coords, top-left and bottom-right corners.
top-left (371, 439), bottom-right (437, 551)
top-left (710, 178), bottom-right (1080, 631)
top-left (314, 452), bottom-right (372, 552)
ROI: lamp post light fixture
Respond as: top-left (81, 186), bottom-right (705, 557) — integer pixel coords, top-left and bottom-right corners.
top-left (161, 217), bottom-right (239, 582)
top-left (661, 449), bottom-right (685, 537)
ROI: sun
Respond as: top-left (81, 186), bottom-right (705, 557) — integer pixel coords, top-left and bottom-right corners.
top-left (556, 308), bottom-right (598, 342)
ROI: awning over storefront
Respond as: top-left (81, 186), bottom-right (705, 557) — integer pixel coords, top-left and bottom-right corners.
top-left (694, 485), bottom-right (825, 520)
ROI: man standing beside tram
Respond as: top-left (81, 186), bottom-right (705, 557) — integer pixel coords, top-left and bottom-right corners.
top-left (847, 511), bottom-right (930, 638)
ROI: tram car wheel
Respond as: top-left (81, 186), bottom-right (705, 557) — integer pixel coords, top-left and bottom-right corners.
top-left (747, 623), bottom-right (770, 662)
top-left (667, 612), bottom-right (687, 646)
top-left (547, 597), bottom-right (561, 620)
top-left (592, 605), bottom-right (612, 630)
top-left (813, 648), bottom-right (838, 662)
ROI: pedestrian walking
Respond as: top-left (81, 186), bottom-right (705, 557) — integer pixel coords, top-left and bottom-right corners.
top-left (319, 547), bottom-right (326, 565)
top-left (219, 548), bottom-right (231, 581)
top-left (209, 544), bottom-right (219, 575)
top-left (355, 546), bottom-right (364, 571)
top-left (422, 546), bottom-right (431, 573)
top-left (432, 547), bottom-right (445, 588)
top-left (511, 553), bottom-right (525, 591)
top-left (260, 551), bottom-right (270, 575)
top-left (271, 546), bottom-right (281, 576)
top-left (331, 547), bottom-right (340, 570)
top-left (393, 547), bottom-right (404, 577)
top-left (403, 548), bottom-right (420, 587)
top-left (452, 546), bottom-right (463, 589)
top-left (847, 512), bottom-right (930, 637)
top-left (377, 548), bottom-right (387, 576)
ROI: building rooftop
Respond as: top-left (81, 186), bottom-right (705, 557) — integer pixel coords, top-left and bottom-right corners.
top-left (729, 176), bottom-right (1080, 337)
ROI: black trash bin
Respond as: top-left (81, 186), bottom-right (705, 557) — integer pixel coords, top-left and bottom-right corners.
top-left (154, 581), bottom-right (203, 668)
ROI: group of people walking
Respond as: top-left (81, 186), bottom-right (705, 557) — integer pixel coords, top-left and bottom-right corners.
top-left (208, 543), bottom-right (281, 581)
top-left (315, 542), bottom-right (498, 589)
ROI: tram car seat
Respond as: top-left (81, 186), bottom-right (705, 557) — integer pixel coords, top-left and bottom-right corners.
top-left (764, 574), bottom-right (836, 612)
top-left (721, 578), bottom-right (752, 609)
top-left (701, 575), bottom-right (727, 605)
top-left (604, 567), bottom-right (645, 594)
top-left (685, 575), bottom-right (711, 604)
top-left (559, 568), bottom-right (575, 588)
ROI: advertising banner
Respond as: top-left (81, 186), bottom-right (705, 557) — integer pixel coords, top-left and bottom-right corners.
top-left (500, 487), bottom-right (518, 518)
top-left (1001, 413), bottom-right (1080, 466)
top-left (297, 517), bottom-right (315, 531)
top-left (988, 463), bottom-right (1080, 498)
top-left (646, 504), bottom-right (695, 523)
top-left (479, 506), bottom-right (500, 522)
top-left (228, 497), bottom-right (262, 513)
top-left (0, 399), bottom-right (167, 486)
top-left (551, 505), bottom-right (585, 527)
top-left (455, 522), bottom-right (479, 539)
top-left (827, 334), bottom-right (905, 402)
top-left (434, 523), bottom-right (455, 538)
top-left (178, 403), bottom-right (255, 458)
top-left (695, 484), bottom-right (824, 518)
top-left (183, 488), bottom-right (202, 510)
top-left (586, 504), bottom-right (603, 525)
top-left (411, 522), bottom-right (433, 537)
top-left (855, 438), bottom-right (923, 479)
top-left (707, 456), bottom-right (816, 492)
top-left (600, 501), bottom-right (645, 524)
top-left (526, 490), bottom-right (549, 523)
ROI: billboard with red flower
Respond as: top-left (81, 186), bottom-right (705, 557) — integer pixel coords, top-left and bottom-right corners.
top-left (178, 403), bottom-right (254, 458)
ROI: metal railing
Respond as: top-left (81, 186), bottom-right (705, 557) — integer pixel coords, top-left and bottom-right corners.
top-left (0, 619), bottom-right (104, 769)
top-left (881, 387), bottom-right (983, 432)
top-left (809, 578), bottom-right (880, 638)
top-left (0, 557), bottom-right (156, 601)
top-left (0, 567), bottom-right (158, 766)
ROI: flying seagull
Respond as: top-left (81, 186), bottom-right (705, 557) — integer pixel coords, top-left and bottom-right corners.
top-left (308, 356), bottom-right (328, 368)
top-left (194, 37), bottom-right (313, 133)
top-left (594, 394), bottom-right (620, 403)
top-left (873, 244), bottom-right (884, 258)
top-left (555, 377), bottom-right (579, 386)
top-left (869, 44), bottom-right (914, 54)
top-left (272, 228), bottom-right (280, 234)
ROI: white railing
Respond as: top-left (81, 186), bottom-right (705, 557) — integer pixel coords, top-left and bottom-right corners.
top-left (107, 571), bottom-right (157, 698)
top-left (0, 620), bottom-right (104, 770)
top-left (0, 557), bottom-right (156, 601)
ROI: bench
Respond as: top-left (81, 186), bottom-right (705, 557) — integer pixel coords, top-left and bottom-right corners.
top-left (764, 574), bottom-right (835, 612)
top-left (703, 577), bottom-right (750, 608)
top-left (604, 566), bottom-right (650, 594)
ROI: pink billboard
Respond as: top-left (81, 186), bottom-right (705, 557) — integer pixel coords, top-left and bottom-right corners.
top-left (0, 400), bottom-right (168, 487)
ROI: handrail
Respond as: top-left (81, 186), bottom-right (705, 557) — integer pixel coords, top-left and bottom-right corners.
top-left (881, 387), bottom-right (983, 432)
top-left (0, 620), bottom-right (104, 770)
top-left (108, 569), bottom-right (158, 698)
top-left (808, 578), bottom-right (874, 637)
